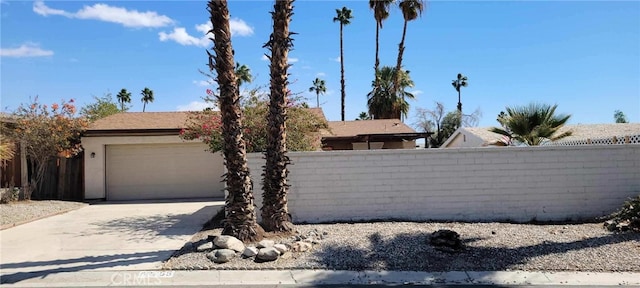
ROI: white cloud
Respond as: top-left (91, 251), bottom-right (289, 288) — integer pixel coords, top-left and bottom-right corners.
top-left (192, 80), bottom-right (212, 87)
top-left (288, 57), bottom-right (299, 63)
top-left (33, 1), bottom-right (174, 28)
top-left (261, 55), bottom-right (269, 61)
top-left (331, 56), bottom-right (341, 62)
top-left (261, 54), bottom-right (298, 63)
top-left (410, 90), bottom-right (423, 96)
top-left (316, 72), bottom-right (326, 77)
top-left (159, 28), bottom-right (209, 47)
top-left (176, 101), bottom-right (217, 112)
top-left (0, 43), bottom-right (53, 58)
top-left (159, 19), bottom-right (253, 47)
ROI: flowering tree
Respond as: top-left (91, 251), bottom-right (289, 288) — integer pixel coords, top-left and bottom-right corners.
top-left (10, 98), bottom-right (87, 199)
top-left (180, 88), bottom-right (327, 153)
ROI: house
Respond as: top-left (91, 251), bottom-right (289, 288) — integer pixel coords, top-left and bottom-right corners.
top-left (321, 119), bottom-right (431, 150)
top-left (441, 123), bottom-right (640, 148)
top-left (82, 112), bottom-right (225, 201)
top-left (0, 113), bottom-right (27, 189)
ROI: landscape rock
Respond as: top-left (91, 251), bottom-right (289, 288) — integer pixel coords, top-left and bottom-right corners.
top-left (256, 247), bottom-right (280, 262)
top-left (243, 246), bottom-right (259, 258)
top-left (195, 241), bottom-right (213, 252)
top-left (290, 241), bottom-right (312, 252)
top-left (257, 239), bottom-right (275, 249)
top-left (274, 243), bottom-right (289, 254)
top-left (206, 249), bottom-right (236, 263)
top-left (213, 235), bottom-right (245, 252)
top-left (429, 229), bottom-right (463, 253)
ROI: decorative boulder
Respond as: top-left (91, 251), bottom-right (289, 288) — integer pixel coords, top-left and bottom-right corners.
top-left (273, 244), bottom-right (288, 254)
top-left (257, 240), bottom-right (275, 249)
top-left (429, 229), bottom-right (463, 253)
top-left (195, 241), bottom-right (213, 252)
top-left (213, 235), bottom-right (245, 252)
top-left (206, 249), bottom-right (236, 263)
top-left (243, 246), bottom-right (259, 258)
top-left (256, 247), bottom-right (280, 262)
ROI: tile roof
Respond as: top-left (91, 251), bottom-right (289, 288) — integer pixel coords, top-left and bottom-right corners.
top-left (323, 119), bottom-right (416, 137)
top-left (87, 112), bottom-right (191, 130)
top-left (464, 123), bottom-right (640, 142)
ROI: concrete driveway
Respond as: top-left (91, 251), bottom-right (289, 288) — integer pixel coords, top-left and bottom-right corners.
top-left (0, 199), bottom-right (223, 284)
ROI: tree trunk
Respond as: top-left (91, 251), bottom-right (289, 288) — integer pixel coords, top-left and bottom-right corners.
top-left (208, 0), bottom-right (263, 243)
top-left (316, 92), bottom-right (319, 108)
top-left (374, 23), bottom-right (380, 87)
top-left (262, 0), bottom-right (295, 233)
top-left (457, 90), bottom-right (462, 113)
top-left (340, 23), bottom-right (346, 121)
top-left (394, 20), bottom-right (408, 122)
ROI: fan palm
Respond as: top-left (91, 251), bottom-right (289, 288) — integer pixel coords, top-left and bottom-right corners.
top-left (367, 66), bottom-right (415, 119)
top-left (333, 6), bottom-right (353, 121)
top-left (369, 0), bottom-right (394, 87)
top-left (140, 87), bottom-right (154, 112)
top-left (261, 0), bottom-right (295, 233)
top-left (116, 89), bottom-right (131, 111)
top-left (235, 62), bottom-right (252, 94)
top-left (394, 0), bottom-right (424, 108)
top-left (207, 0), bottom-right (263, 242)
top-left (451, 73), bottom-right (468, 113)
top-left (308, 77), bottom-right (326, 108)
top-left (490, 103), bottom-right (572, 146)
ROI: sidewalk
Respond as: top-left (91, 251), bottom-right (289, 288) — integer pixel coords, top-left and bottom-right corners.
top-left (2, 270), bottom-right (639, 287)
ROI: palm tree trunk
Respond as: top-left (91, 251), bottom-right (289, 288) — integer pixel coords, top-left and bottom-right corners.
top-left (457, 90), bottom-right (462, 113)
top-left (262, 0), bottom-right (294, 233)
top-left (339, 23), bottom-right (346, 122)
top-left (143, 102), bottom-right (146, 112)
top-left (316, 92), bottom-right (319, 108)
top-left (374, 23), bottom-right (380, 87)
top-left (208, 0), bottom-right (263, 242)
top-left (395, 20), bottom-right (408, 121)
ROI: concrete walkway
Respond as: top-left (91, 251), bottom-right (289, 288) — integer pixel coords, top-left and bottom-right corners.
top-left (1, 269), bottom-right (639, 287)
top-left (0, 199), bottom-right (222, 284)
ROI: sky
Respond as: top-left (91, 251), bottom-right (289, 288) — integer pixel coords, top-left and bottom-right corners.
top-left (1, 0), bottom-right (639, 129)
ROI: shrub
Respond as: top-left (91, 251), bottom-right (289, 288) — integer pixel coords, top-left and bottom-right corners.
top-left (0, 187), bottom-right (20, 204)
top-left (604, 195), bottom-right (640, 232)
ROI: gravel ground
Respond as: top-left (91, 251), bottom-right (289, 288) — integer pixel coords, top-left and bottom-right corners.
top-left (0, 200), bottom-right (87, 228)
top-left (163, 222), bottom-right (640, 272)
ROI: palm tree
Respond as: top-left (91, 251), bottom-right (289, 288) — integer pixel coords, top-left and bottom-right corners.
top-left (614, 110), bottom-right (628, 123)
top-left (308, 78), bottom-right (326, 108)
top-left (356, 112), bottom-right (371, 120)
top-left (369, 0), bottom-right (394, 86)
top-left (367, 66), bottom-right (415, 119)
top-left (140, 87), bottom-right (154, 112)
top-left (490, 103), bottom-right (572, 146)
top-left (451, 73), bottom-right (468, 113)
top-left (394, 0), bottom-right (424, 103)
top-left (333, 6), bottom-right (353, 121)
top-left (235, 62), bottom-right (253, 94)
top-left (207, 0), bottom-right (263, 242)
top-left (116, 88), bottom-right (131, 111)
top-left (261, 0), bottom-right (295, 233)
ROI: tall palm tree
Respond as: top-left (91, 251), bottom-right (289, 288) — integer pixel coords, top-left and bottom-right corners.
top-left (116, 88), bottom-right (131, 111)
top-left (333, 6), bottom-right (353, 121)
top-left (140, 87), bottom-right (154, 112)
top-left (490, 103), bottom-right (572, 146)
top-left (367, 66), bottom-right (415, 119)
top-left (235, 62), bottom-right (253, 94)
top-left (261, 0), bottom-right (295, 233)
top-left (208, 0), bottom-right (263, 242)
top-left (451, 73), bottom-right (468, 113)
top-left (369, 0), bottom-right (394, 86)
top-left (394, 0), bottom-right (424, 108)
top-left (308, 77), bottom-right (326, 108)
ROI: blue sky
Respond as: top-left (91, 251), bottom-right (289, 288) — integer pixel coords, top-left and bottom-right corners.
top-left (1, 0), bottom-right (639, 128)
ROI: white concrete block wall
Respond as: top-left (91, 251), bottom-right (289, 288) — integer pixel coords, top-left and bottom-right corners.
top-left (247, 145), bottom-right (640, 223)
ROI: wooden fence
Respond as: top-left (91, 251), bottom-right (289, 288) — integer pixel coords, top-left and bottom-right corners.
top-left (31, 152), bottom-right (84, 200)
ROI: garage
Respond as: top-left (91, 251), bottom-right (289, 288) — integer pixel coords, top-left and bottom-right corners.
top-left (105, 143), bottom-right (225, 201)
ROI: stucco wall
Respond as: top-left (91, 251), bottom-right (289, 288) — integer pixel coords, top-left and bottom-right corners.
top-left (248, 145), bottom-right (640, 223)
top-left (82, 135), bottom-right (222, 199)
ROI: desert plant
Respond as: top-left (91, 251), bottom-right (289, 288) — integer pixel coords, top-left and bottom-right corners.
top-left (604, 195), bottom-right (640, 232)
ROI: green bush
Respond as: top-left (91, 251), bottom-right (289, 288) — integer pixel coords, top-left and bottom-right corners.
top-left (0, 187), bottom-right (20, 204)
top-left (604, 195), bottom-right (640, 232)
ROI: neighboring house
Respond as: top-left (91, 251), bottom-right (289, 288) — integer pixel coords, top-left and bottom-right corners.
top-left (0, 113), bottom-right (27, 189)
top-left (442, 123), bottom-right (640, 148)
top-left (322, 119), bottom-right (431, 150)
top-left (82, 112), bottom-right (225, 201)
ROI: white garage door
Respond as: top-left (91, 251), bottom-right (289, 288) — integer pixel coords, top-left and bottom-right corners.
top-left (106, 143), bottom-right (225, 200)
